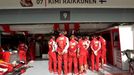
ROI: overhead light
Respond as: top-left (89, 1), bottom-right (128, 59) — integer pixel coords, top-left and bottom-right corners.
top-left (2, 32), bottom-right (11, 35)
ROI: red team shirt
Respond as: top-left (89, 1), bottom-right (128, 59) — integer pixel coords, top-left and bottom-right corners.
top-left (68, 39), bottom-right (78, 56)
top-left (56, 35), bottom-right (67, 53)
top-left (48, 39), bottom-right (55, 52)
top-left (91, 38), bottom-right (101, 51)
top-left (18, 43), bottom-right (27, 51)
top-left (99, 37), bottom-right (106, 50)
top-left (78, 39), bottom-right (88, 55)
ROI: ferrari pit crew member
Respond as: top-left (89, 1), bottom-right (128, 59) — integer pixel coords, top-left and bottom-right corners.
top-left (48, 36), bottom-right (57, 74)
top-left (99, 36), bottom-right (107, 65)
top-left (82, 36), bottom-right (90, 71)
top-left (28, 39), bottom-right (36, 62)
top-left (68, 35), bottom-right (78, 75)
top-left (84, 36), bottom-right (90, 70)
top-left (90, 36), bottom-right (101, 71)
top-left (18, 42), bottom-right (28, 64)
top-left (56, 32), bottom-right (69, 75)
top-left (77, 36), bottom-right (89, 74)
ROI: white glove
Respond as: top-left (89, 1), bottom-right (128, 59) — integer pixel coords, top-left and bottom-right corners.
top-left (52, 49), bottom-right (55, 52)
top-left (62, 49), bottom-right (67, 54)
top-left (94, 51), bottom-right (98, 56)
top-left (10, 52), bottom-right (12, 54)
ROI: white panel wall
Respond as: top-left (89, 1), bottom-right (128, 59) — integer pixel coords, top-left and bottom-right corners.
top-left (119, 26), bottom-right (134, 70)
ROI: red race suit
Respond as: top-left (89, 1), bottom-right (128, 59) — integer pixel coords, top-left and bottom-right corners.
top-left (90, 38), bottom-right (101, 71)
top-left (99, 36), bottom-right (107, 64)
top-left (18, 43), bottom-right (28, 63)
top-left (68, 39), bottom-right (78, 74)
top-left (28, 40), bottom-right (35, 61)
top-left (48, 38), bottom-right (57, 73)
top-left (77, 39), bottom-right (89, 73)
top-left (56, 34), bottom-right (69, 75)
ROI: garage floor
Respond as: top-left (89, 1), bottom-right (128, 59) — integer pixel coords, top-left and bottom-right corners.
top-left (23, 60), bottom-right (129, 75)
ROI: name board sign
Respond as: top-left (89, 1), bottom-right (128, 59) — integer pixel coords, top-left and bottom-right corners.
top-left (48, 0), bottom-right (106, 4)
top-left (0, 0), bottom-right (134, 9)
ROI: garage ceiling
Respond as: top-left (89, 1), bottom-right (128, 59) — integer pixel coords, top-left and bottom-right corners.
top-left (7, 23), bottom-right (113, 34)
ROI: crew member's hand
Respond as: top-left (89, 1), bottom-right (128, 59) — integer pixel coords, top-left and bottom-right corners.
top-left (58, 52), bottom-right (62, 55)
top-left (52, 50), bottom-right (55, 52)
top-left (94, 51), bottom-right (97, 56)
top-left (62, 49), bottom-right (67, 54)
top-left (77, 54), bottom-right (80, 57)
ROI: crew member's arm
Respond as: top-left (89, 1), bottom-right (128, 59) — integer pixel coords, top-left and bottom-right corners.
top-left (54, 42), bottom-right (58, 52)
top-left (62, 37), bottom-right (69, 54)
top-left (91, 43), bottom-right (95, 53)
top-left (94, 41), bottom-right (101, 56)
top-left (96, 41), bottom-right (101, 52)
top-left (25, 44), bottom-right (28, 51)
top-left (86, 41), bottom-right (90, 50)
top-left (74, 42), bottom-right (78, 52)
top-left (77, 44), bottom-right (80, 57)
top-left (52, 41), bottom-right (57, 52)
top-left (52, 41), bottom-right (55, 52)
top-left (56, 38), bottom-right (61, 55)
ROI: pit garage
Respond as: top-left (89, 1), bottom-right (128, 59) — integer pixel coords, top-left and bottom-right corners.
top-left (0, 0), bottom-right (134, 75)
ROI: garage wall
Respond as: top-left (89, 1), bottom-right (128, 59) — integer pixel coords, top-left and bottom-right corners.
top-left (0, 8), bottom-right (134, 24)
top-left (119, 26), bottom-right (134, 70)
